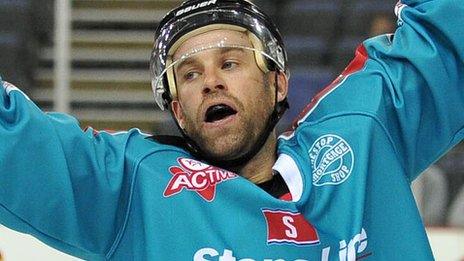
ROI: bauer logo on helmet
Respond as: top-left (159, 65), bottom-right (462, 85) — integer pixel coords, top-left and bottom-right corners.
top-left (176, 0), bottom-right (218, 17)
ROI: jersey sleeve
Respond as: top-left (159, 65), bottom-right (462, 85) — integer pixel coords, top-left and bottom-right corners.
top-left (368, 0), bottom-right (464, 179)
top-left (288, 0), bottom-right (464, 181)
top-left (0, 80), bottom-right (138, 259)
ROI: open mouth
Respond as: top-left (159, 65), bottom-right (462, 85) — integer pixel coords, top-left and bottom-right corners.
top-left (204, 104), bottom-right (237, 123)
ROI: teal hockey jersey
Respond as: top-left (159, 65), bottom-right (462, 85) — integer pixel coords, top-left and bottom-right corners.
top-left (1, 0), bottom-right (464, 260)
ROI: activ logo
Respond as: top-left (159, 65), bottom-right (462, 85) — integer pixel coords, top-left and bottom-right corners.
top-left (163, 158), bottom-right (237, 202)
top-left (309, 134), bottom-right (354, 186)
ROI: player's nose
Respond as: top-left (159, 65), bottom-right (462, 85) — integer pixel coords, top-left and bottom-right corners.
top-left (202, 67), bottom-right (227, 95)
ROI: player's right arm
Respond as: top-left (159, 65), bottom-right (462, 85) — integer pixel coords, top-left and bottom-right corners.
top-left (0, 79), bottom-right (138, 259)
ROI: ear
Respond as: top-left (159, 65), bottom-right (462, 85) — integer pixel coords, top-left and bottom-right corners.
top-left (275, 71), bottom-right (289, 103)
top-left (171, 100), bottom-right (185, 129)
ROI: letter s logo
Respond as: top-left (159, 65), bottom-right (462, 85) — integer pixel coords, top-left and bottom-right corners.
top-left (282, 216), bottom-right (298, 239)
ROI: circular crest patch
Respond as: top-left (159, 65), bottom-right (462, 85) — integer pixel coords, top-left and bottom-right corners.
top-left (308, 134), bottom-right (354, 186)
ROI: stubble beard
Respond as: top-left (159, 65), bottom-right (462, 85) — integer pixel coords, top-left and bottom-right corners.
top-left (182, 104), bottom-right (262, 161)
top-left (182, 76), bottom-right (275, 162)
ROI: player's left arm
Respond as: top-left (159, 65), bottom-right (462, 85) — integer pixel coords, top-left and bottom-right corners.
top-left (361, 0), bottom-right (464, 180)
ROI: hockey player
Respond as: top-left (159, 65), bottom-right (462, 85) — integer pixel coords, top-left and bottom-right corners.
top-left (0, 0), bottom-right (463, 260)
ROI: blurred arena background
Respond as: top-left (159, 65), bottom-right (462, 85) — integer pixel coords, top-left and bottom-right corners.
top-left (0, 0), bottom-right (462, 260)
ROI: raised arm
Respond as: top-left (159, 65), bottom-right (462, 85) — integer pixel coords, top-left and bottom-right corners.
top-left (369, 0), bottom-right (464, 178)
top-left (0, 80), bottom-right (140, 259)
top-left (289, 0), bottom-right (464, 181)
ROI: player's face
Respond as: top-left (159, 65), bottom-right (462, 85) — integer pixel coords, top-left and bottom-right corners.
top-left (170, 29), bottom-right (287, 161)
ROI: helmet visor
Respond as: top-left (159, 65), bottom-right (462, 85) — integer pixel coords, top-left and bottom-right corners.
top-left (152, 43), bottom-right (284, 110)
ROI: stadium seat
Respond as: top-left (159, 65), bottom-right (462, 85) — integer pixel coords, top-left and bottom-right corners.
top-left (0, 0), bottom-right (41, 91)
top-left (412, 166), bottom-right (449, 226)
top-left (447, 185), bottom-right (464, 227)
top-left (343, 0), bottom-right (397, 37)
top-left (285, 35), bottom-right (328, 67)
top-left (0, 33), bottom-right (34, 89)
top-left (278, 0), bottom-right (342, 39)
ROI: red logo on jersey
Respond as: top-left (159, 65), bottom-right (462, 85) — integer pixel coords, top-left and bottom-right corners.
top-left (163, 158), bottom-right (237, 202)
top-left (262, 209), bottom-right (319, 245)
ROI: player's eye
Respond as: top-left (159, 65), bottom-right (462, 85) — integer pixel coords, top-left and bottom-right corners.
top-left (222, 61), bottom-right (238, 70)
top-left (184, 71), bottom-right (200, 81)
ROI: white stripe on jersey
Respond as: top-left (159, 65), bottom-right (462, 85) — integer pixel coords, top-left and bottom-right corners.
top-left (273, 154), bottom-right (303, 202)
top-left (2, 81), bottom-right (31, 100)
